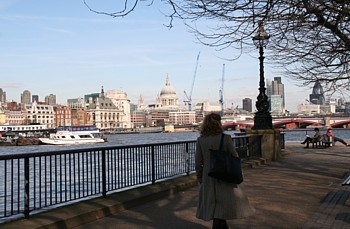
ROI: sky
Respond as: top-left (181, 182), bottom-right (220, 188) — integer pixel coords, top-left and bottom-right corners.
top-left (0, 0), bottom-right (313, 112)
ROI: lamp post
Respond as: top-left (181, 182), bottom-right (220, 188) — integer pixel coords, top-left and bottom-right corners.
top-left (252, 21), bottom-right (273, 130)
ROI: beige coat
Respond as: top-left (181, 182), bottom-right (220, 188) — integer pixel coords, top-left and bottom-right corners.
top-left (195, 133), bottom-right (255, 221)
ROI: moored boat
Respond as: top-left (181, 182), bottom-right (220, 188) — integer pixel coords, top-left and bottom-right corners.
top-left (39, 125), bottom-right (106, 145)
top-left (136, 126), bottom-right (163, 133)
top-left (103, 126), bottom-right (163, 134)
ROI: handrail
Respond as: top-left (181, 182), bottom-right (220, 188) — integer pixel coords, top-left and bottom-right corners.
top-left (0, 135), bottom-right (261, 222)
top-left (0, 140), bottom-right (204, 160)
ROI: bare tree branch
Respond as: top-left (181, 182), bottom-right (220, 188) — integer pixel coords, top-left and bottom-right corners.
top-left (83, 0), bottom-right (140, 18)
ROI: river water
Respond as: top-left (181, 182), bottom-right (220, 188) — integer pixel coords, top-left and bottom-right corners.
top-left (1, 129), bottom-right (350, 155)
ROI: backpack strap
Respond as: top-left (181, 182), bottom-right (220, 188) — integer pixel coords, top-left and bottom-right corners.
top-left (219, 133), bottom-right (225, 151)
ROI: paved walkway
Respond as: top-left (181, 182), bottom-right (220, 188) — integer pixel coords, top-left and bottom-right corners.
top-left (2, 142), bottom-right (350, 229)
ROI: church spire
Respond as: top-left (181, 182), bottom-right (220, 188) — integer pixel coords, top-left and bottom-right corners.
top-left (166, 74), bottom-right (170, 86)
top-left (101, 86), bottom-right (105, 98)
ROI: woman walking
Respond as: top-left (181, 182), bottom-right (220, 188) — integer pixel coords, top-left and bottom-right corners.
top-left (195, 113), bottom-right (255, 229)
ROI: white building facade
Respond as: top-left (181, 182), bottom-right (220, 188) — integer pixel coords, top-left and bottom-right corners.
top-left (4, 109), bottom-right (26, 125)
top-left (169, 111), bottom-right (196, 125)
top-left (195, 101), bottom-right (221, 113)
top-left (105, 89), bottom-right (131, 128)
top-left (25, 101), bottom-right (55, 128)
top-left (297, 103), bottom-right (336, 115)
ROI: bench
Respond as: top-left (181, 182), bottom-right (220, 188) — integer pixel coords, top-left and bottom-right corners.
top-left (311, 136), bottom-right (323, 148)
top-left (312, 140), bottom-right (322, 148)
top-left (321, 135), bottom-right (334, 147)
top-left (312, 135), bottom-right (334, 148)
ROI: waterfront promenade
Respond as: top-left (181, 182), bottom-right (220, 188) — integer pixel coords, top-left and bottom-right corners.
top-left (2, 142), bottom-right (350, 228)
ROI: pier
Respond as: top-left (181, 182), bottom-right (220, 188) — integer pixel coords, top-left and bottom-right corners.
top-left (1, 142), bottom-right (350, 228)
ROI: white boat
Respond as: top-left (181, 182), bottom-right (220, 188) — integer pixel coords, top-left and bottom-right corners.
top-left (39, 126), bottom-right (106, 145)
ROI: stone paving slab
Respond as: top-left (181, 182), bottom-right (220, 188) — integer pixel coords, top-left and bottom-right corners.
top-left (303, 183), bottom-right (350, 228)
top-left (73, 143), bottom-right (350, 229)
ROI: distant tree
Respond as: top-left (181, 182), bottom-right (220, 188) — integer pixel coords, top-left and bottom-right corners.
top-left (83, 0), bottom-right (350, 93)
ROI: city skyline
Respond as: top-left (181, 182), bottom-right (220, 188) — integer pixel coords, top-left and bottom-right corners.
top-left (0, 1), bottom-right (313, 112)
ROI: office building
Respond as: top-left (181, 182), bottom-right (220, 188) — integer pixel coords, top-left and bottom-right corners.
top-left (242, 98), bottom-right (252, 112)
top-left (0, 88), bottom-right (6, 103)
top-left (267, 77), bottom-right (285, 115)
top-left (21, 90), bottom-right (31, 105)
top-left (32, 95), bottom-right (39, 103)
top-left (67, 98), bottom-right (85, 109)
top-left (309, 81), bottom-right (325, 105)
top-left (45, 94), bottom-right (56, 105)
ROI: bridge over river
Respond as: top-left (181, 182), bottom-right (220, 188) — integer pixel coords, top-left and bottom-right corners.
top-left (222, 116), bottom-right (350, 130)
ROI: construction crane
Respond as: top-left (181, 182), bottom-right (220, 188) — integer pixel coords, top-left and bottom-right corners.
top-left (219, 64), bottom-right (225, 117)
top-left (184, 52), bottom-right (200, 111)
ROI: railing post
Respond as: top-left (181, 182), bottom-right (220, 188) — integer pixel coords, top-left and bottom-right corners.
top-left (246, 136), bottom-right (250, 160)
top-left (151, 146), bottom-right (155, 184)
top-left (101, 149), bottom-right (106, 198)
top-left (24, 157), bottom-right (29, 218)
top-left (280, 131), bottom-right (285, 149)
top-left (185, 143), bottom-right (190, 176)
top-left (258, 135), bottom-right (262, 157)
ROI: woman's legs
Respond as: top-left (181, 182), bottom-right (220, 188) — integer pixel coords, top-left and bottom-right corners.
top-left (212, 218), bottom-right (228, 229)
top-left (334, 136), bottom-right (349, 146)
top-left (301, 137), bottom-right (312, 144)
top-left (301, 137), bottom-right (312, 148)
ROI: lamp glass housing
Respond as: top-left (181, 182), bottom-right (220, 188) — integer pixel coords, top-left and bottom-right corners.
top-left (252, 22), bottom-right (270, 48)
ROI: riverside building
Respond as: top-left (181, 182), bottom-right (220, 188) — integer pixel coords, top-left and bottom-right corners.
top-left (3, 109), bottom-right (26, 125)
top-left (105, 89), bottom-right (131, 129)
top-left (54, 105), bottom-right (72, 127)
top-left (67, 98), bottom-right (90, 126)
top-left (136, 76), bottom-right (197, 127)
top-left (86, 87), bottom-right (131, 130)
top-left (25, 101), bottom-right (55, 128)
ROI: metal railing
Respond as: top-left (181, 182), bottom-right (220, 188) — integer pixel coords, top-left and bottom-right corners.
top-left (0, 135), bottom-right (261, 221)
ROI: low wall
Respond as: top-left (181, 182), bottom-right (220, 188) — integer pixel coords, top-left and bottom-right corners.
top-left (245, 129), bottom-right (282, 161)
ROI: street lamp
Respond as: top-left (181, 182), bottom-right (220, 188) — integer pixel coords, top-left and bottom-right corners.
top-left (252, 21), bottom-right (273, 129)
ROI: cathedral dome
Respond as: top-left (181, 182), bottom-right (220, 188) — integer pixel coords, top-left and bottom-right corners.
top-left (160, 76), bottom-right (176, 96)
top-left (157, 76), bottom-right (179, 110)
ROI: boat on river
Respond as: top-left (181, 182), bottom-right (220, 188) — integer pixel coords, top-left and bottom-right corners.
top-left (103, 126), bottom-right (163, 134)
top-left (39, 126), bottom-right (106, 145)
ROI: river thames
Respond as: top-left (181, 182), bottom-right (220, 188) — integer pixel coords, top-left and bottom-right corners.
top-left (1, 128), bottom-right (350, 155)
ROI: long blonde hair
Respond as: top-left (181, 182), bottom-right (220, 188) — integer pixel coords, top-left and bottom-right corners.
top-left (200, 113), bottom-right (223, 137)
